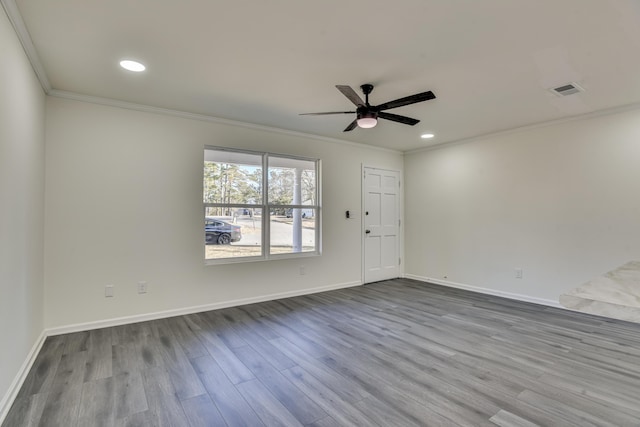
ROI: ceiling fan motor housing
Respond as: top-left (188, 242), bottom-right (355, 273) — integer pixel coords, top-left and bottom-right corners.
top-left (356, 106), bottom-right (378, 120)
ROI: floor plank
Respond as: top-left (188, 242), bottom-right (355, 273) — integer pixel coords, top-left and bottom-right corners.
top-left (180, 394), bottom-right (226, 427)
top-left (113, 372), bottom-right (148, 420)
top-left (139, 367), bottom-right (189, 427)
top-left (232, 345), bottom-right (327, 424)
top-left (189, 355), bottom-right (263, 427)
top-left (76, 377), bottom-right (116, 427)
top-left (235, 379), bottom-right (302, 427)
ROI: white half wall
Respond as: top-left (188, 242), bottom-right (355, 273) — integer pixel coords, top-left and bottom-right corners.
top-left (0, 5), bottom-right (45, 419)
top-left (44, 96), bottom-right (403, 329)
top-left (405, 109), bottom-right (640, 303)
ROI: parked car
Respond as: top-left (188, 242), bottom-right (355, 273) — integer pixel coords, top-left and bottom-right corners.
top-left (285, 208), bottom-right (313, 218)
top-left (205, 217), bottom-right (242, 245)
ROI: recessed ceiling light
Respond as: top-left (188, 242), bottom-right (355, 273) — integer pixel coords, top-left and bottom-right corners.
top-left (119, 60), bottom-right (146, 72)
top-left (421, 133), bottom-right (435, 139)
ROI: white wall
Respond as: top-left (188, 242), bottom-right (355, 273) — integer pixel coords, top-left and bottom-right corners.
top-left (405, 109), bottom-right (640, 303)
top-left (44, 97), bottom-right (403, 329)
top-left (0, 6), bottom-right (45, 415)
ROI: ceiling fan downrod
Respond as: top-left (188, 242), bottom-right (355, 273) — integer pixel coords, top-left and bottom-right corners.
top-left (360, 84), bottom-right (374, 106)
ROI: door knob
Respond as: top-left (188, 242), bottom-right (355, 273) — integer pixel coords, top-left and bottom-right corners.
top-left (365, 230), bottom-right (371, 234)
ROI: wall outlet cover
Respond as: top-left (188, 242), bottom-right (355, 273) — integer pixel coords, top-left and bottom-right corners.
top-left (137, 281), bottom-right (148, 294)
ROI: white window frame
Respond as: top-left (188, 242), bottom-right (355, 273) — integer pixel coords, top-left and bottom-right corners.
top-left (204, 146), bottom-right (321, 264)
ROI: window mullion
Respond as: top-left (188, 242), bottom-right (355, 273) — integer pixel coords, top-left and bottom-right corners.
top-left (262, 153), bottom-right (269, 259)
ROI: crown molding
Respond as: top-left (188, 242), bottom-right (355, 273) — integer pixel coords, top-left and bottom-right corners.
top-left (1, 0), bottom-right (51, 93)
top-left (405, 100), bottom-right (640, 155)
top-left (48, 89), bottom-right (402, 154)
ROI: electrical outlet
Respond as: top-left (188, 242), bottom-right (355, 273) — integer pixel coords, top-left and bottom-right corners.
top-left (299, 266), bottom-right (306, 275)
top-left (105, 285), bottom-right (114, 298)
top-left (515, 268), bottom-right (523, 279)
top-left (137, 281), bottom-right (148, 294)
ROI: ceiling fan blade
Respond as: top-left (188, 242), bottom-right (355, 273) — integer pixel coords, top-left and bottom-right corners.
top-left (343, 120), bottom-right (358, 132)
top-left (377, 91), bottom-right (436, 111)
top-left (336, 85), bottom-right (366, 106)
top-left (299, 111), bottom-right (354, 115)
top-left (378, 111), bottom-right (420, 126)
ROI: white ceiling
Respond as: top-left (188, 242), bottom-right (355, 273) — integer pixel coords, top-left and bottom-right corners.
top-left (11, 0), bottom-right (640, 151)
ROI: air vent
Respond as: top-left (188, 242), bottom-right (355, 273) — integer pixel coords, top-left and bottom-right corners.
top-left (550, 82), bottom-right (584, 97)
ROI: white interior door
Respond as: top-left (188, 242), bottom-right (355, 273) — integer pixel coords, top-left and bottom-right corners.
top-left (363, 167), bottom-right (400, 283)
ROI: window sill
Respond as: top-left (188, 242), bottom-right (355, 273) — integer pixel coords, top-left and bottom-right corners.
top-left (204, 250), bottom-right (321, 266)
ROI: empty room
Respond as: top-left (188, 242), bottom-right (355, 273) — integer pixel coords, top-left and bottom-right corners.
top-left (2, 0), bottom-right (640, 426)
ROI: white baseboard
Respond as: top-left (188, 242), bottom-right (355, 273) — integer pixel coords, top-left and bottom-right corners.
top-left (0, 330), bottom-right (46, 425)
top-left (403, 274), bottom-right (562, 308)
top-left (46, 280), bottom-right (362, 336)
top-left (1, 280), bottom-right (361, 422)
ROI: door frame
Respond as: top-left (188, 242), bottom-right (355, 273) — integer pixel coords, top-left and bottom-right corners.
top-left (361, 165), bottom-right (403, 284)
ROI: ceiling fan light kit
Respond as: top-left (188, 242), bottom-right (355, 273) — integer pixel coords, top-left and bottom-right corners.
top-left (356, 111), bottom-right (378, 128)
top-left (300, 83), bottom-right (436, 132)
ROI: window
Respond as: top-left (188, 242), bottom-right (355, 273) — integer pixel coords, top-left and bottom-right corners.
top-left (204, 147), bottom-right (320, 262)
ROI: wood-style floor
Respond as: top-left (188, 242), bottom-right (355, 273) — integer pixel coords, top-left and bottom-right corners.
top-left (4, 278), bottom-right (640, 426)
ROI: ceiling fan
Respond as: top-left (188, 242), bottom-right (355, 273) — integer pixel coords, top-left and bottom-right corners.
top-left (300, 84), bottom-right (436, 132)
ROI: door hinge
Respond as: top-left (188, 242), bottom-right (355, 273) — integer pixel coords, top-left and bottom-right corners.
top-left (398, 181), bottom-right (401, 188)
top-left (398, 219), bottom-right (401, 227)
top-left (399, 257), bottom-right (401, 265)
